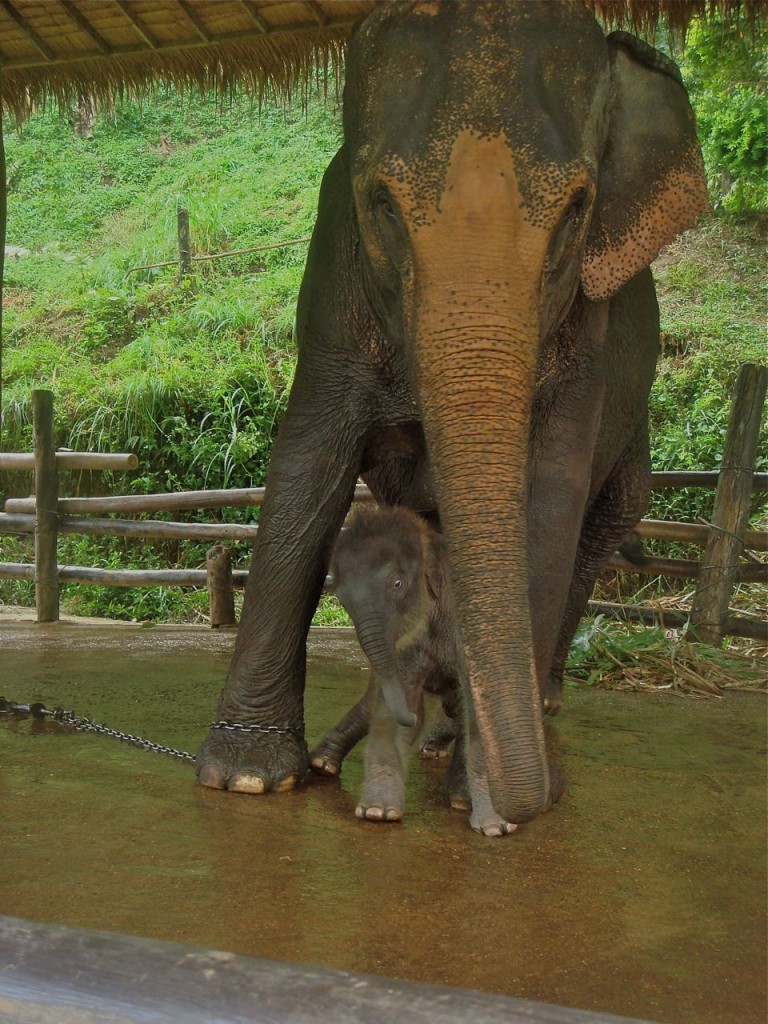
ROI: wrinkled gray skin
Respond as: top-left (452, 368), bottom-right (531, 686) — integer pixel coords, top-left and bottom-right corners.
top-left (196, 1), bottom-right (708, 828)
top-left (323, 506), bottom-right (525, 836)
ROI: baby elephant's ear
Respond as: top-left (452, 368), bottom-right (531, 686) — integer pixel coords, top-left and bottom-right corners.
top-left (582, 33), bottom-right (709, 302)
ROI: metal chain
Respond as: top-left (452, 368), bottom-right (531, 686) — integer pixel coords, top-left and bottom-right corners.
top-left (210, 720), bottom-right (295, 736)
top-left (55, 708), bottom-right (197, 762)
top-left (0, 698), bottom-right (298, 763)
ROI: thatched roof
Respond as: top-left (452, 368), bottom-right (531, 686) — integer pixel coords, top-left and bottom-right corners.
top-left (0, 1), bottom-right (764, 121)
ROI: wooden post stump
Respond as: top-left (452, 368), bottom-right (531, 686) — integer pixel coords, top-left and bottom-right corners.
top-left (206, 544), bottom-right (236, 627)
top-left (32, 389), bottom-right (59, 622)
top-left (177, 207), bottom-right (192, 275)
top-left (691, 363), bottom-right (767, 644)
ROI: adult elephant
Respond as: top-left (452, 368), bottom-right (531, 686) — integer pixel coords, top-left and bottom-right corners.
top-left (197, 0), bottom-right (708, 826)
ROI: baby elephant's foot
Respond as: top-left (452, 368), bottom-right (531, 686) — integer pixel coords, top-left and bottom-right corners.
top-left (356, 770), bottom-right (404, 823)
top-left (449, 791), bottom-right (471, 812)
top-left (469, 809), bottom-right (518, 838)
top-left (420, 737), bottom-right (452, 759)
top-left (420, 720), bottom-right (456, 759)
top-left (309, 730), bottom-right (351, 777)
top-left (309, 748), bottom-right (341, 776)
top-left (355, 801), bottom-right (403, 822)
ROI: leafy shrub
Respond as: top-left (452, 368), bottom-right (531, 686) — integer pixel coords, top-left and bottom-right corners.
top-left (682, 14), bottom-right (768, 213)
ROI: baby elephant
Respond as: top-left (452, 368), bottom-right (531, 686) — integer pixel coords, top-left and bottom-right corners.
top-left (325, 505), bottom-right (517, 837)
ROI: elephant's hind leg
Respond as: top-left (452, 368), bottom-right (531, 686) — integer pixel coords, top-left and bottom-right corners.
top-left (546, 434), bottom-right (652, 715)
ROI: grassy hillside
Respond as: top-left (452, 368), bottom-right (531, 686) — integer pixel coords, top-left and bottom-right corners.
top-left (0, 87), bottom-right (765, 622)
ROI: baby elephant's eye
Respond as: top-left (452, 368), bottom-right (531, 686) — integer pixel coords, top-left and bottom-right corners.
top-left (391, 575), bottom-right (405, 592)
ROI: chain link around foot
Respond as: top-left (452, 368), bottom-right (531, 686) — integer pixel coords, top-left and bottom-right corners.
top-left (0, 697), bottom-right (299, 764)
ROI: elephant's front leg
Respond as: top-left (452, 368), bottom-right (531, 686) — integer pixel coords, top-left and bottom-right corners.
top-left (356, 686), bottom-right (422, 822)
top-left (196, 362), bottom-right (366, 794)
top-left (463, 720), bottom-right (518, 838)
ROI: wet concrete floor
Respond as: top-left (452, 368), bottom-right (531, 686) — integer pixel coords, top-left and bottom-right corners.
top-left (0, 621), bottom-right (765, 1024)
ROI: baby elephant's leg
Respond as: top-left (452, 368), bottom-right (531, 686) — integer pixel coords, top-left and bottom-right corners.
top-left (309, 675), bottom-right (376, 776)
top-left (420, 702), bottom-right (457, 759)
top-left (356, 697), bottom-right (419, 822)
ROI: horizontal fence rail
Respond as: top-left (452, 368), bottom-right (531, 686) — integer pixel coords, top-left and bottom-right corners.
top-left (3, 477), bottom-right (767, 517)
top-left (0, 513), bottom-right (261, 542)
top-left (1, 509), bottom-right (768, 557)
top-left (649, 470), bottom-right (767, 490)
top-left (1, 373), bottom-right (766, 642)
top-left (0, 451), bottom-right (138, 471)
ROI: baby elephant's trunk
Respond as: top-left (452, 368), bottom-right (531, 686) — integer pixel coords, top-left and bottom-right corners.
top-left (354, 618), bottom-right (416, 728)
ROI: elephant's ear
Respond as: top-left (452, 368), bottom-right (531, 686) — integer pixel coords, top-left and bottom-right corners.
top-left (582, 33), bottom-right (709, 302)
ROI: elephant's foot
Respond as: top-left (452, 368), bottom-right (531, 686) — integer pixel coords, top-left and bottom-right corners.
top-left (449, 791), bottom-right (471, 812)
top-left (309, 750), bottom-right (341, 776)
top-left (466, 772), bottom-right (517, 837)
top-left (469, 808), bottom-right (518, 838)
top-left (420, 734), bottom-right (453, 759)
top-left (443, 746), bottom-right (470, 810)
top-left (196, 726), bottom-right (308, 793)
top-left (419, 718), bottom-right (456, 759)
top-left (309, 702), bottom-right (370, 777)
top-left (308, 728), bottom-right (354, 777)
top-left (356, 769), bottom-right (404, 823)
top-left (355, 801), bottom-right (403, 822)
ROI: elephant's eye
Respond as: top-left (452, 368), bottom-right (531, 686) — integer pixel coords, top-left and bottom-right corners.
top-left (563, 189), bottom-right (587, 224)
top-left (390, 574), bottom-right (406, 592)
top-left (374, 189), bottom-right (398, 221)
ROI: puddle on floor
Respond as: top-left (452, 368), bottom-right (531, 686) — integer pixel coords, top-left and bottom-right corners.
top-left (0, 622), bottom-right (765, 1024)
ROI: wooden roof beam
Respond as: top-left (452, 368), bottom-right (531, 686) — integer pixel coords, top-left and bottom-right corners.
top-left (0, 19), bottom-right (360, 73)
top-left (175, 0), bottom-right (212, 43)
top-left (0, 0), bottom-right (55, 61)
top-left (303, 1), bottom-right (327, 26)
top-left (58, 0), bottom-right (112, 55)
top-left (239, 1), bottom-right (269, 34)
top-left (114, 0), bottom-right (160, 49)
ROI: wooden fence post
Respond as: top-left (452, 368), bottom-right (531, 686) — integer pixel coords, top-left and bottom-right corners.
top-left (206, 544), bottom-right (236, 627)
top-left (177, 207), bottom-right (192, 275)
top-left (32, 389), bottom-right (59, 622)
top-left (690, 363), bottom-right (767, 644)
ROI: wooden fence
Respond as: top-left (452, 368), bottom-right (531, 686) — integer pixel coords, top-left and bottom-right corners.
top-left (1, 366), bottom-right (766, 642)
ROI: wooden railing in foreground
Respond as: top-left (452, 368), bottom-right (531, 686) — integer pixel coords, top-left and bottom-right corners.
top-left (0, 914), bottom-right (657, 1024)
top-left (1, 366), bottom-right (766, 642)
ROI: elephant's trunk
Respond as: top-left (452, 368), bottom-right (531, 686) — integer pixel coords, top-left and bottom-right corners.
top-left (415, 318), bottom-right (550, 822)
top-left (354, 616), bottom-right (416, 728)
top-left (402, 132), bottom-right (553, 822)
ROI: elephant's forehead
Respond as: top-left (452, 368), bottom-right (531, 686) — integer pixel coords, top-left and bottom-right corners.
top-left (338, 535), bottom-right (421, 575)
top-left (347, 0), bottom-right (608, 207)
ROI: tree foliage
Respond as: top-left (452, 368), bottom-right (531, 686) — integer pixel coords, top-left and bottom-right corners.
top-left (682, 14), bottom-right (768, 213)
